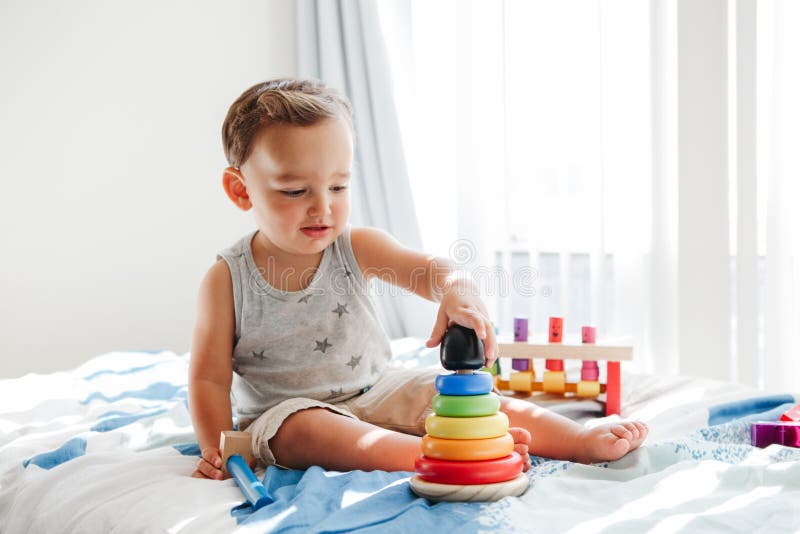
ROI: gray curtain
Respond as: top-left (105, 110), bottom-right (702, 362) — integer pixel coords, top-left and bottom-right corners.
top-left (297, 0), bottom-right (431, 339)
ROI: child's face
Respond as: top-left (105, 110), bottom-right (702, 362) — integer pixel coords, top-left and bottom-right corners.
top-left (238, 117), bottom-right (353, 257)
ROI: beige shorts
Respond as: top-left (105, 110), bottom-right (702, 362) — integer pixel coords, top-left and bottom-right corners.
top-left (240, 367), bottom-right (440, 467)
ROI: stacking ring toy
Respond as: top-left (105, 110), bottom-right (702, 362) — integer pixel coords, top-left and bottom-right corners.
top-left (421, 434), bottom-right (514, 461)
top-left (435, 372), bottom-right (494, 396)
top-left (425, 412), bottom-right (508, 440)
top-left (414, 452), bottom-right (524, 485)
top-left (409, 473), bottom-right (528, 502)
top-left (432, 393), bottom-right (501, 417)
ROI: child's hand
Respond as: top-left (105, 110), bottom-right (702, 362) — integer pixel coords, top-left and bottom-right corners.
top-left (192, 446), bottom-right (224, 480)
top-left (426, 290), bottom-right (498, 368)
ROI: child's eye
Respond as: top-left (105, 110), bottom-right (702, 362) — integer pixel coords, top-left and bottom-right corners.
top-left (331, 185), bottom-right (349, 193)
top-left (281, 189), bottom-right (306, 197)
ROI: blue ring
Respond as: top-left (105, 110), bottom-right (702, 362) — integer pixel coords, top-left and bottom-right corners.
top-left (435, 372), bottom-right (494, 396)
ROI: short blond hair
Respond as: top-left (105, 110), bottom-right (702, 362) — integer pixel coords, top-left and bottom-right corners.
top-left (221, 78), bottom-right (354, 168)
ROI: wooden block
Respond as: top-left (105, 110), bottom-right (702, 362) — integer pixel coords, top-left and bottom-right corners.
top-left (498, 343), bottom-right (633, 362)
top-left (220, 430), bottom-right (253, 478)
top-left (542, 371), bottom-right (566, 393)
top-left (509, 371), bottom-right (534, 392)
top-left (576, 380), bottom-right (601, 398)
top-left (410, 473), bottom-right (528, 502)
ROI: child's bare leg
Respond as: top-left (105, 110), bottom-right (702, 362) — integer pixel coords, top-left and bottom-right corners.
top-left (267, 407), bottom-right (534, 472)
top-left (499, 397), bottom-right (648, 464)
top-left (268, 408), bottom-right (421, 471)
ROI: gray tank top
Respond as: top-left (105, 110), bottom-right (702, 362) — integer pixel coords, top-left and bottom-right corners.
top-left (217, 226), bottom-right (392, 419)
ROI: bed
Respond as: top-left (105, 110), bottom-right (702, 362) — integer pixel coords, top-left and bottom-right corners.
top-left (1, 341), bottom-right (799, 533)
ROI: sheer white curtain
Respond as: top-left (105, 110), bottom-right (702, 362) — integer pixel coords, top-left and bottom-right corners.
top-left (378, 0), bottom-right (657, 372)
top-left (377, 0), bottom-right (800, 389)
top-left (758, 0), bottom-right (800, 391)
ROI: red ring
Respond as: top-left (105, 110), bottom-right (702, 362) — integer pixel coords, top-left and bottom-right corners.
top-left (414, 451), bottom-right (524, 485)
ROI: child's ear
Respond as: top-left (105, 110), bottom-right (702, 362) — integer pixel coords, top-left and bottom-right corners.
top-left (222, 168), bottom-right (252, 211)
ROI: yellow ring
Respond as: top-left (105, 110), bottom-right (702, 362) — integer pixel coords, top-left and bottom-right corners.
top-left (422, 433), bottom-right (515, 461)
top-left (425, 412), bottom-right (509, 440)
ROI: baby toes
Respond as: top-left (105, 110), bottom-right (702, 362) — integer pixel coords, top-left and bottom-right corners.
top-left (623, 421), bottom-right (641, 440)
top-left (631, 421), bottom-right (648, 445)
top-left (606, 433), bottom-right (632, 458)
top-left (610, 424), bottom-right (634, 441)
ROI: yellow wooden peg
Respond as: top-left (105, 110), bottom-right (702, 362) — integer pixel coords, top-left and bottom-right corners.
top-left (542, 371), bottom-right (566, 394)
top-left (576, 380), bottom-right (601, 398)
top-left (509, 371), bottom-right (534, 392)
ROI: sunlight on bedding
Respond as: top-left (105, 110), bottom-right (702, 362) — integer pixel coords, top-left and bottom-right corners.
top-left (341, 478), bottom-right (409, 508)
top-left (650, 486), bottom-right (782, 532)
top-left (168, 515), bottom-right (198, 533)
top-left (566, 463), bottom-right (722, 532)
top-left (250, 504), bottom-right (298, 532)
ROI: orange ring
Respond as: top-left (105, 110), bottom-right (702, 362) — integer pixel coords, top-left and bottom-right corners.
top-left (422, 433), bottom-right (515, 461)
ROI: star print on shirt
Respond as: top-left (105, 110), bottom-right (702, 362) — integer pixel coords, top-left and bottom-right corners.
top-left (314, 338), bottom-right (333, 353)
top-left (298, 294), bottom-right (313, 304)
top-left (346, 354), bottom-right (362, 370)
top-left (332, 303), bottom-right (349, 318)
top-left (251, 350), bottom-right (266, 360)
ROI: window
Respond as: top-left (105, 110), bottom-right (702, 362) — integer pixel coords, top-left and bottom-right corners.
top-left (378, 0), bottom-right (651, 341)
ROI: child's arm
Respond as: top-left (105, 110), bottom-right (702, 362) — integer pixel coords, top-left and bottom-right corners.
top-left (188, 259), bottom-right (236, 480)
top-left (350, 227), bottom-right (497, 366)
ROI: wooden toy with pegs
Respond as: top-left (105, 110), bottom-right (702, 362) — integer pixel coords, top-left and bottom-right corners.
top-left (409, 325), bottom-right (528, 502)
top-left (495, 317), bottom-right (633, 416)
top-left (219, 431), bottom-right (274, 511)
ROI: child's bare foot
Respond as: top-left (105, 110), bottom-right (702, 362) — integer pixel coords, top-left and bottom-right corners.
top-left (574, 421), bottom-right (648, 464)
top-left (509, 427), bottom-right (532, 472)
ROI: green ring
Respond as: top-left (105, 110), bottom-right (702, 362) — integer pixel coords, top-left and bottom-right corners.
top-left (432, 393), bottom-right (501, 417)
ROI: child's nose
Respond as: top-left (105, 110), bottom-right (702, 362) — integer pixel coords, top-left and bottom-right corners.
top-left (309, 192), bottom-right (332, 216)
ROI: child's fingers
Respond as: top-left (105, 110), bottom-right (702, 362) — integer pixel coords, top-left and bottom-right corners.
top-left (195, 458), bottom-right (224, 480)
top-left (199, 446), bottom-right (225, 479)
top-left (447, 309), bottom-right (487, 338)
top-left (201, 446), bottom-right (222, 469)
top-left (470, 312), bottom-right (488, 339)
top-left (483, 321), bottom-right (498, 367)
top-left (425, 307), bottom-right (450, 347)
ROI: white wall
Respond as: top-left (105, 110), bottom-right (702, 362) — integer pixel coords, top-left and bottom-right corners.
top-left (0, 0), bottom-right (297, 378)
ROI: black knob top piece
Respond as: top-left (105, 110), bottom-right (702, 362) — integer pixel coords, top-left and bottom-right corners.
top-left (440, 324), bottom-right (485, 370)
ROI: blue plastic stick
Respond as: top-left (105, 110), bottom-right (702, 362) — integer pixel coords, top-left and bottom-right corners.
top-left (227, 454), bottom-right (273, 510)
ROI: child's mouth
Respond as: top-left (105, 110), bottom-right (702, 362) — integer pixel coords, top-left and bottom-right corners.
top-left (301, 226), bottom-right (331, 238)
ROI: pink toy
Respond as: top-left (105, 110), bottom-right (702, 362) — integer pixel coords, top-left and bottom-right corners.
top-left (751, 421), bottom-right (800, 448)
